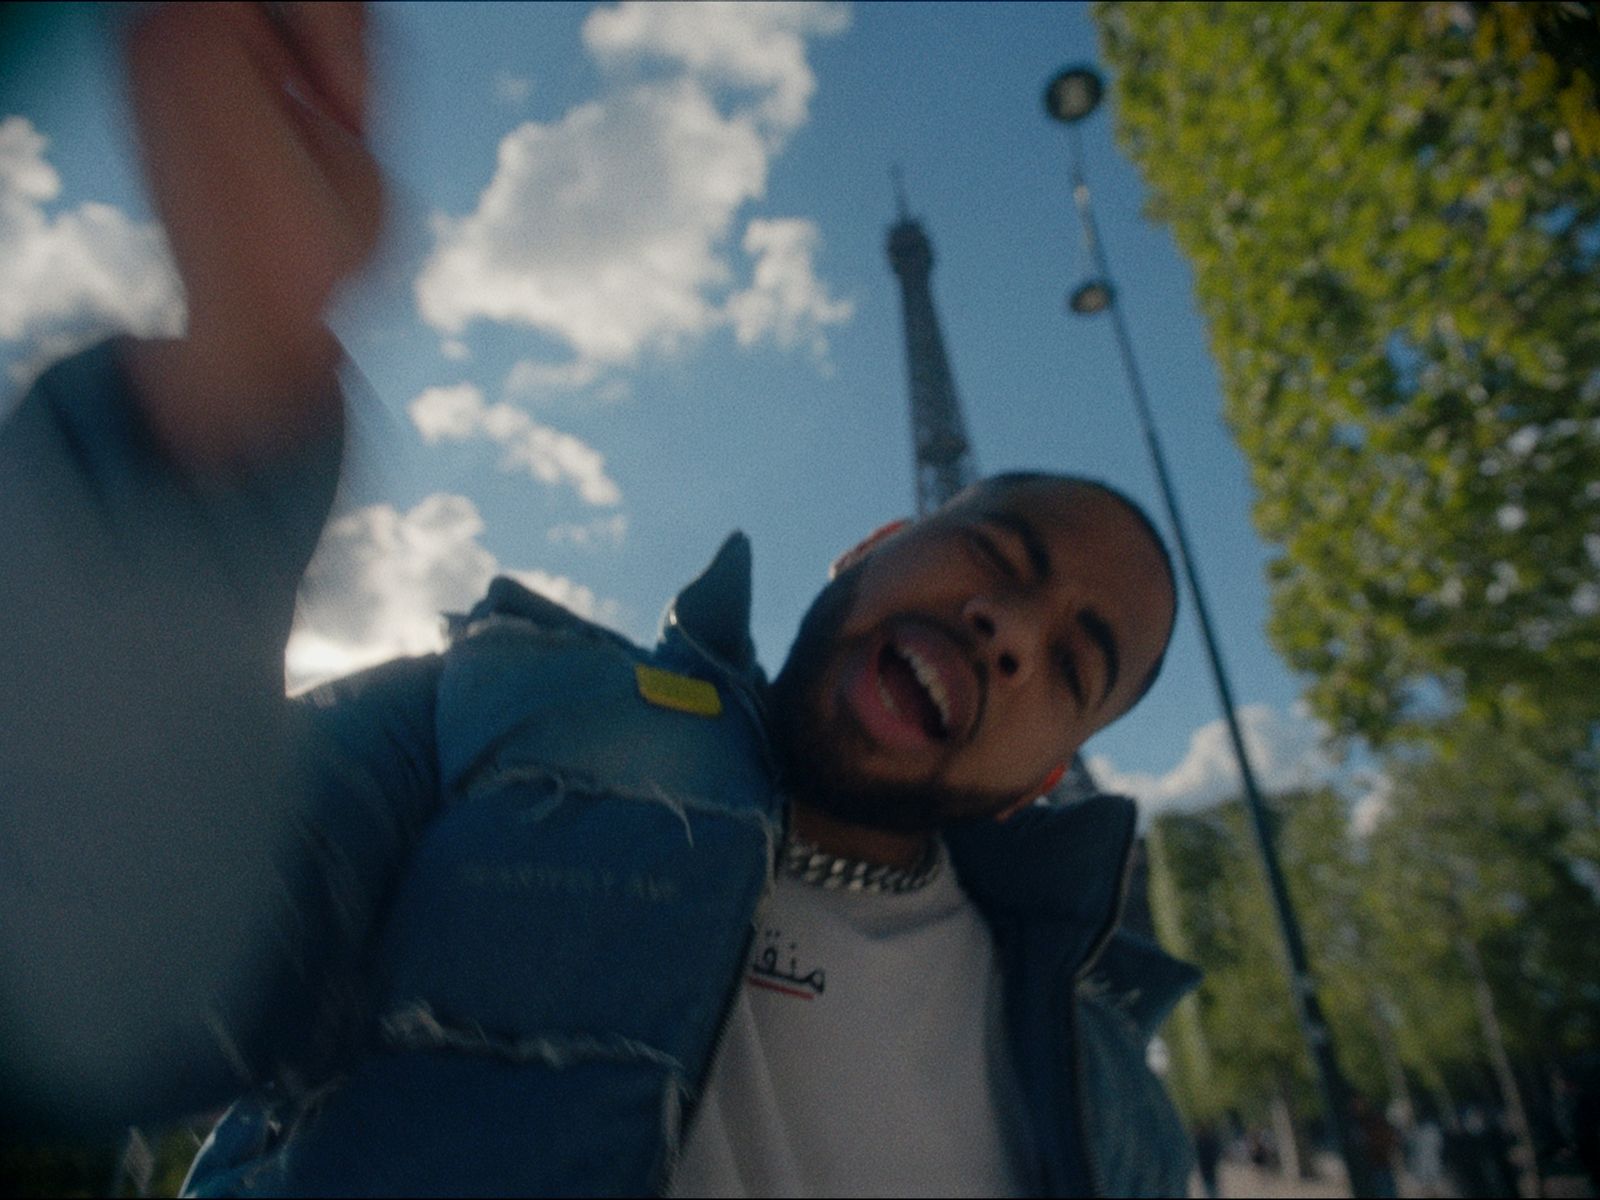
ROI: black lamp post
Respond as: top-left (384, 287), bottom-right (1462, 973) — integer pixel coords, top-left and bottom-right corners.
top-left (1043, 64), bottom-right (1376, 1199)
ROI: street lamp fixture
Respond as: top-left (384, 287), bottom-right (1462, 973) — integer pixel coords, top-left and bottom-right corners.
top-left (1045, 61), bottom-right (1379, 1199)
top-left (1068, 279), bottom-right (1114, 315)
top-left (1043, 66), bottom-right (1103, 124)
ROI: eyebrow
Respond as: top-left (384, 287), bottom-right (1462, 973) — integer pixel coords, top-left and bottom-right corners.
top-left (984, 510), bottom-right (1053, 582)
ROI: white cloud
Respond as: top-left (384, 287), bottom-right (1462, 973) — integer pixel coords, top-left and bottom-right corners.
top-left (503, 356), bottom-right (635, 409)
top-left (505, 356), bottom-right (603, 397)
top-left (727, 217), bottom-right (854, 361)
top-left (413, 1), bottom-right (851, 379)
top-left (1349, 771), bottom-right (1393, 838)
top-left (582, 0), bottom-right (851, 138)
top-left (0, 116), bottom-right (184, 379)
top-left (547, 512), bottom-right (629, 548)
top-left (1088, 702), bottom-right (1338, 817)
top-left (286, 493), bottom-right (616, 691)
top-left (407, 382), bottom-right (483, 440)
top-left (494, 72), bottom-right (534, 107)
top-left (407, 382), bottom-right (622, 506)
top-left (415, 82), bottom-right (764, 358)
top-left (0, 116), bottom-right (57, 203)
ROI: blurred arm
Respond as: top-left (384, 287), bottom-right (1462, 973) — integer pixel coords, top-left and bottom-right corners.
top-left (0, 2), bottom-right (401, 1130)
top-left (0, 342), bottom-right (450, 1129)
top-left (0, 338), bottom-right (348, 1130)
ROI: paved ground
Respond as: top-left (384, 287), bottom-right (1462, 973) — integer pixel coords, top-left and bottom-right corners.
top-left (1192, 1161), bottom-right (1353, 1198)
top-left (1191, 1161), bottom-right (1598, 1199)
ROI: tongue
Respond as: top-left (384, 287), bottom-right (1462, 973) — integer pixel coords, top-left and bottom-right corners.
top-left (879, 646), bottom-right (942, 738)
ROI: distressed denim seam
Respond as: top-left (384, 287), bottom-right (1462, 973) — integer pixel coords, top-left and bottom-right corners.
top-left (379, 1002), bottom-right (689, 1079)
top-left (454, 612), bottom-right (637, 654)
top-left (466, 761), bottom-right (782, 838)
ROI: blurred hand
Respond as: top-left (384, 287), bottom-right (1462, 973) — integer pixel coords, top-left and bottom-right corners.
top-left (123, 1), bottom-right (385, 469)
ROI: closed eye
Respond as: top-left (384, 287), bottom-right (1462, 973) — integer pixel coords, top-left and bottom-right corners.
top-left (1054, 645), bottom-right (1087, 709)
top-left (964, 527), bottom-right (1021, 581)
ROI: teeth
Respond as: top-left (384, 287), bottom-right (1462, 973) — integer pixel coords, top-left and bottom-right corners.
top-left (900, 645), bottom-right (951, 733)
top-left (876, 673), bottom-right (900, 718)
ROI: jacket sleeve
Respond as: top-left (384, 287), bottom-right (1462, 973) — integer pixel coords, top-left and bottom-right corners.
top-left (269, 653), bottom-right (447, 1090)
top-left (0, 339), bottom-right (433, 1132)
top-left (1074, 931), bottom-right (1202, 1196)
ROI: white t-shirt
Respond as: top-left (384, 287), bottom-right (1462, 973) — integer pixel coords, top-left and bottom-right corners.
top-left (667, 839), bottom-right (1028, 1198)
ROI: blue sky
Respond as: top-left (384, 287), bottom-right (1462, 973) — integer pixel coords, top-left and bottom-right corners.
top-left (0, 2), bottom-right (1354, 814)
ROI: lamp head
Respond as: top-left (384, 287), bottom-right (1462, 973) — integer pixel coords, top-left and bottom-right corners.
top-left (1069, 279), bottom-right (1114, 315)
top-left (1044, 66), bottom-right (1104, 124)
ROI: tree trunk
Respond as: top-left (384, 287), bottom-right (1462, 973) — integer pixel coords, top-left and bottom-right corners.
top-left (1456, 930), bottom-right (1542, 1199)
top-left (1371, 990), bottom-right (1418, 1138)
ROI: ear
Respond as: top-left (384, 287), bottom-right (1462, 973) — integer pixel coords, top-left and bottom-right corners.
top-left (1036, 762), bottom-right (1069, 796)
top-left (992, 763), bottom-right (1068, 824)
top-left (829, 518), bottom-right (911, 580)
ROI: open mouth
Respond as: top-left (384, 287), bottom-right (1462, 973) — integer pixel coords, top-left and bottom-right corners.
top-left (876, 640), bottom-right (952, 740)
top-left (841, 621), bottom-right (978, 753)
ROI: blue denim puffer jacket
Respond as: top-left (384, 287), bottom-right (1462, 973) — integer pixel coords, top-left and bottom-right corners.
top-left (185, 534), bottom-right (1198, 1198)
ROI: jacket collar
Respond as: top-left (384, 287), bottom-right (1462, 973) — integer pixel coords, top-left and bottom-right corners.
top-left (1082, 929), bottom-right (1203, 1040)
top-left (450, 533), bottom-right (761, 677)
top-left (450, 570), bottom-right (640, 652)
top-left (946, 794), bottom-right (1136, 935)
top-left (656, 531), bottom-right (763, 684)
top-left (947, 796), bottom-right (1199, 1029)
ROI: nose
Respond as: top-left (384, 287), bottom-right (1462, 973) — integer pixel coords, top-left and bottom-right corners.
top-left (963, 595), bottom-right (1042, 688)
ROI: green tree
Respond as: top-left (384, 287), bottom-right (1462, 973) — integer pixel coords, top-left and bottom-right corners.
top-left (1149, 801), bottom-right (1319, 1130)
top-left (1361, 718), bottom-right (1600, 1070)
top-left (1095, 1), bottom-right (1600, 752)
top-left (1149, 764), bottom-right (1599, 1118)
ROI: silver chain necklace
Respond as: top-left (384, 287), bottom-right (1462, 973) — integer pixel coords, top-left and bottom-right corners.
top-left (780, 832), bottom-right (943, 894)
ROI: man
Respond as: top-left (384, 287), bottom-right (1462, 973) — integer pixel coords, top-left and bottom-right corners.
top-left (664, 473), bottom-right (1189, 1197)
top-left (148, 464), bottom-right (1185, 1197)
top-left (0, 5), bottom-right (1195, 1195)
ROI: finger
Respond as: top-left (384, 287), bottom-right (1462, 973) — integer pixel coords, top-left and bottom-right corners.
top-left (275, 65), bottom-right (387, 269)
top-left (240, 4), bottom-right (382, 256)
top-left (124, 4), bottom-right (379, 340)
top-left (265, 1), bottom-right (369, 141)
top-left (251, 6), bottom-right (384, 270)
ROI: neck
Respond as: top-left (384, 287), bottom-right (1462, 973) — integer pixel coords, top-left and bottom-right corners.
top-left (789, 800), bottom-right (934, 869)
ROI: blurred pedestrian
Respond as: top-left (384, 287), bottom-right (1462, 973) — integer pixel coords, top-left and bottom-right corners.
top-left (1447, 1105), bottom-right (1517, 1198)
top-left (1556, 1060), bottom-right (1600, 1198)
top-left (1406, 1111), bottom-right (1446, 1198)
top-left (1351, 1094), bottom-right (1400, 1198)
top-left (1246, 1126), bottom-right (1275, 1171)
top-left (1193, 1119), bottom-right (1225, 1198)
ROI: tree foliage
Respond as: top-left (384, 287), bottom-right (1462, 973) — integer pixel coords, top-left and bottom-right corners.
top-left (1364, 718), bottom-right (1600, 1063)
top-left (1149, 803), bottom-right (1314, 1120)
top-left (1095, 1), bottom-right (1600, 751)
top-left (1149, 748), bottom-right (1600, 1128)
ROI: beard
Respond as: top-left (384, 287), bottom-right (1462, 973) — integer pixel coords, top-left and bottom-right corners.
top-left (767, 563), bottom-right (1018, 835)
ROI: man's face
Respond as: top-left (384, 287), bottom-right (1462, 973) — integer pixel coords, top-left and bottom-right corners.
top-left (770, 479), bottom-right (1176, 832)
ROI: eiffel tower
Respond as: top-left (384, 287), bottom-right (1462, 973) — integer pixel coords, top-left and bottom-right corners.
top-left (884, 170), bottom-right (1097, 803)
